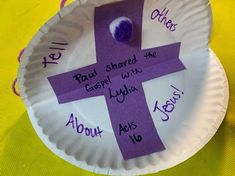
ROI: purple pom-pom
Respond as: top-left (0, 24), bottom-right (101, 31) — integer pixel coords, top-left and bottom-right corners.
top-left (109, 17), bottom-right (133, 42)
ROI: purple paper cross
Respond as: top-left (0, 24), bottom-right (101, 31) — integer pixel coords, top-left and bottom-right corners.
top-left (48, 0), bottom-right (186, 160)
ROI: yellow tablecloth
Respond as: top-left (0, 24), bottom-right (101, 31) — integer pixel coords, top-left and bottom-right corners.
top-left (0, 0), bottom-right (234, 175)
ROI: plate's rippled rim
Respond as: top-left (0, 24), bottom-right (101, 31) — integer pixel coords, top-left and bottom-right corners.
top-left (17, 0), bottom-right (229, 175)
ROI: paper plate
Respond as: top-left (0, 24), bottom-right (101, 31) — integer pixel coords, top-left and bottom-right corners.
top-left (18, 0), bottom-right (229, 175)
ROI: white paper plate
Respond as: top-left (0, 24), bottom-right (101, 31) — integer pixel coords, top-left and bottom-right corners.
top-left (18, 0), bottom-right (229, 175)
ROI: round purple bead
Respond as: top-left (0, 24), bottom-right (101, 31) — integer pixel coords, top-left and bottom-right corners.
top-left (110, 18), bottom-right (133, 42)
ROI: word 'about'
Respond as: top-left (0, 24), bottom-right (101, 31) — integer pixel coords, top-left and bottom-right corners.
top-left (65, 113), bottom-right (103, 138)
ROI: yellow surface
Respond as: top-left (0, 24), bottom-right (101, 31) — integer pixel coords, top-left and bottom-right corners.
top-left (0, 0), bottom-right (234, 175)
